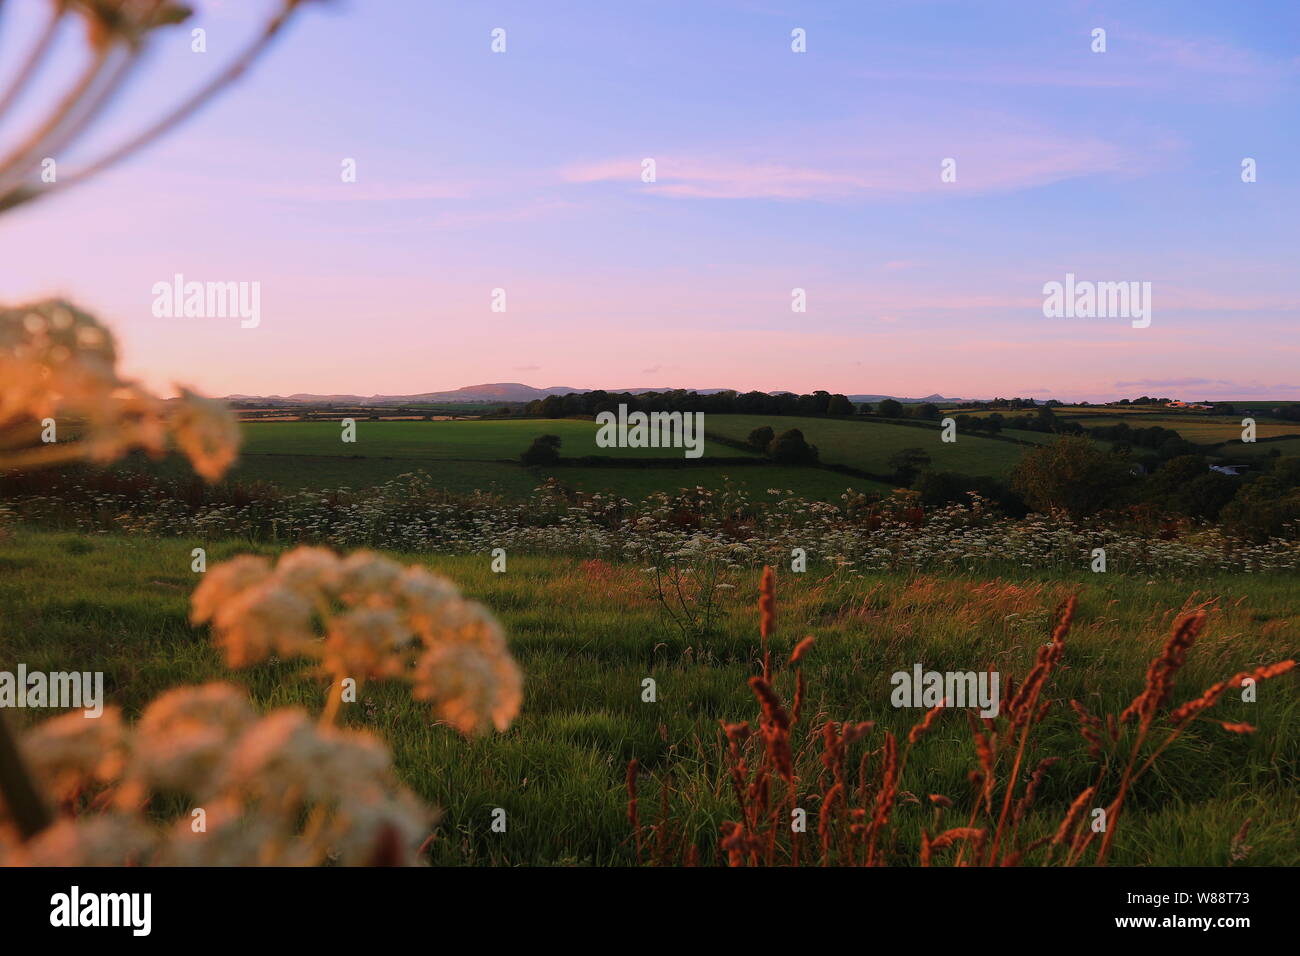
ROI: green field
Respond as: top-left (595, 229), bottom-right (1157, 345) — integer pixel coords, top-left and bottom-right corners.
top-left (239, 419), bottom-right (752, 461)
top-left (213, 419), bottom-right (903, 502)
top-left (705, 415), bottom-right (1033, 478)
top-left (2, 528), bottom-right (1295, 866)
top-left (1218, 437), bottom-right (1300, 459)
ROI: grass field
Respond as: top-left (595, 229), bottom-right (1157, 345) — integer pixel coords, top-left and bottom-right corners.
top-left (705, 415), bottom-right (1033, 478)
top-left (1057, 416), bottom-right (1300, 442)
top-left (1, 528), bottom-right (1294, 866)
top-left (239, 419), bottom-right (753, 461)
top-left (226, 456), bottom-right (891, 502)
top-left (1219, 437), bottom-right (1300, 459)
top-left (212, 419), bottom-right (898, 502)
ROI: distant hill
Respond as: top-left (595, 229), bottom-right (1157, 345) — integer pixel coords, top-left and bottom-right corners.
top-left (223, 384), bottom-right (976, 405)
top-left (847, 393), bottom-right (966, 404)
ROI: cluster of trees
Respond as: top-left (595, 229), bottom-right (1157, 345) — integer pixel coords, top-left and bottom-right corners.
top-left (1111, 396), bottom-right (1174, 406)
top-left (865, 432), bottom-right (1299, 542)
top-left (1084, 421), bottom-right (1198, 460)
top-left (1006, 437), bottom-right (1300, 540)
top-left (524, 390), bottom-right (856, 418)
top-left (867, 399), bottom-right (941, 420)
top-left (949, 397), bottom-right (1051, 411)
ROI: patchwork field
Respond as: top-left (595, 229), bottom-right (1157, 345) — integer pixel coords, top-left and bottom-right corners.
top-left (1, 529), bottom-right (1294, 866)
top-left (217, 418), bottom-right (893, 501)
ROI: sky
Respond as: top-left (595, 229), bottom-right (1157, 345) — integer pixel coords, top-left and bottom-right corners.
top-left (1, 0), bottom-right (1297, 402)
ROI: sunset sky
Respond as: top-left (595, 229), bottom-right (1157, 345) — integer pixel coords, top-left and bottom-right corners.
top-left (1, 0), bottom-right (1297, 402)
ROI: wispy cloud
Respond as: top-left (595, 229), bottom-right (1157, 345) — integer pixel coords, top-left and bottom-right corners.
top-left (562, 114), bottom-right (1145, 201)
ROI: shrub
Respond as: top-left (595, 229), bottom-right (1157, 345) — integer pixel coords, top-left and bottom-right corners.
top-left (521, 434), bottom-right (562, 465)
top-left (1221, 478), bottom-right (1300, 542)
top-left (767, 428), bottom-right (819, 465)
top-left (1010, 436), bottom-right (1133, 517)
top-left (887, 447), bottom-right (931, 485)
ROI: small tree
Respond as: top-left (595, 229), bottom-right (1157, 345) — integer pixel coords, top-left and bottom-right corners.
top-left (876, 399), bottom-right (903, 418)
top-left (887, 447), bottom-right (931, 485)
top-left (748, 425), bottom-right (775, 451)
top-left (826, 394), bottom-right (854, 416)
top-left (1010, 436), bottom-right (1132, 517)
top-left (521, 434), bottom-right (562, 465)
top-left (767, 428), bottom-right (819, 465)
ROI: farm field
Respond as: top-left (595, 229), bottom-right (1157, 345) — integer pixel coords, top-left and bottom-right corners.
top-left (1, 528), bottom-right (1295, 867)
top-left (1055, 415), bottom-right (1300, 441)
top-left (239, 419), bottom-right (753, 461)
top-left (1220, 437), bottom-right (1300, 459)
top-left (1167, 421), bottom-right (1300, 443)
top-left (705, 415), bottom-right (1033, 478)
top-left (191, 420), bottom-right (895, 502)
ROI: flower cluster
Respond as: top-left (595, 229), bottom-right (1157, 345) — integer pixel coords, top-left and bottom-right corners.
top-left (1, 684), bottom-right (432, 866)
top-left (191, 547), bottom-right (524, 735)
top-left (0, 300), bottom-right (240, 480)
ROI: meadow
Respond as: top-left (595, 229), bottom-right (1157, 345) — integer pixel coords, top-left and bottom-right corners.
top-left (1, 528), bottom-right (1294, 865)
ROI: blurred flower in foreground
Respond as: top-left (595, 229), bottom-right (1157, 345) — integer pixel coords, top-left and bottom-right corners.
top-left (0, 299), bottom-right (241, 478)
top-left (192, 547), bottom-right (525, 735)
top-left (0, 685), bottom-right (434, 867)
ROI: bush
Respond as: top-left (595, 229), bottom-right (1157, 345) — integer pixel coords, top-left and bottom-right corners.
top-left (1221, 478), bottom-right (1300, 542)
top-left (521, 434), bottom-right (562, 465)
top-left (913, 470), bottom-right (1027, 517)
top-left (1010, 436), bottom-right (1133, 517)
top-left (747, 425), bottom-right (775, 451)
top-left (767, 428), bottom-right (819, 465)
top-left (886, 447), bottom-right (931, 485)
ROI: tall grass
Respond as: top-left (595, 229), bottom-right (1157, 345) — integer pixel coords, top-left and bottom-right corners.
top-left (626, 571), bottom-right (1294, 865)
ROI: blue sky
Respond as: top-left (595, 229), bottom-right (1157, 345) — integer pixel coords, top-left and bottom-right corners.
top-left (1, 0), bottom-right (1297, 400)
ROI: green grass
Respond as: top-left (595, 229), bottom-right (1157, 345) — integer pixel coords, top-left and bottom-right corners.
top-left (239, 419), bottom-right (752, 462)
top-left (2, 528), bottom-right (1294, 866)
top-left (706, 415), bottom-right (1033, 478)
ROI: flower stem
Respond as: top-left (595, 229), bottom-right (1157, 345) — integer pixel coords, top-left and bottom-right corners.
top-left (0, 710), bottom-right (52, 840)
